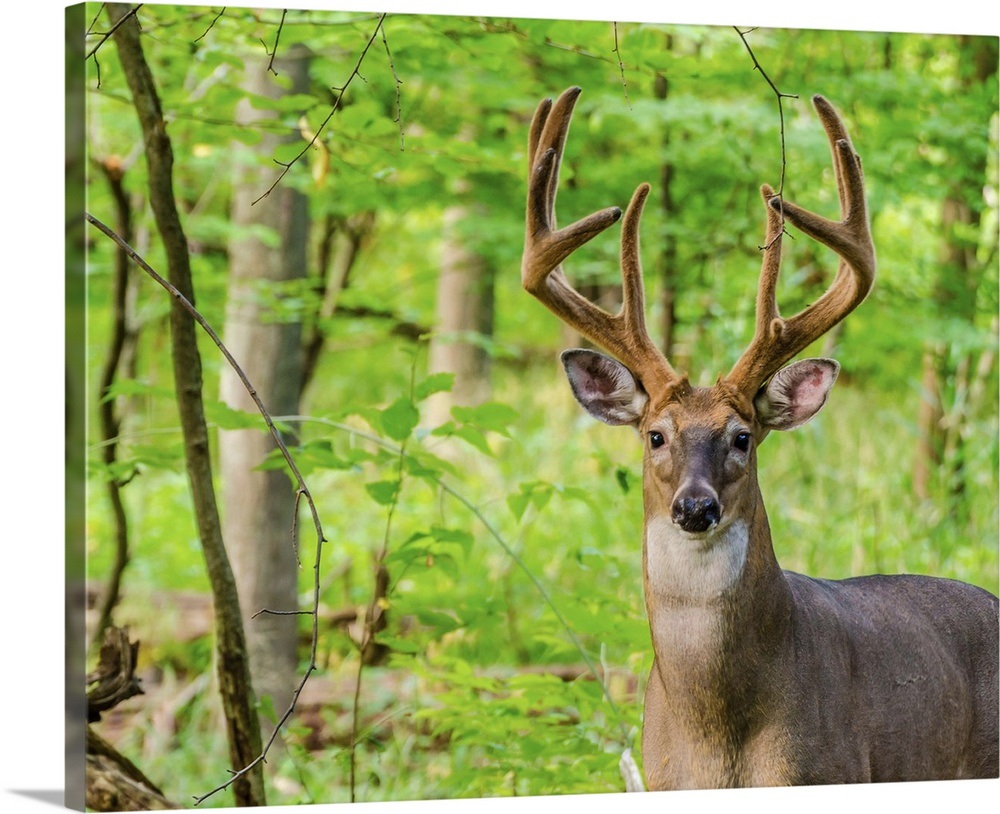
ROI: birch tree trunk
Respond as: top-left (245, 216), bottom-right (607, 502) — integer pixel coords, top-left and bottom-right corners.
top-left (219, 43), bottom-right (311, 719)
top-left (426, 203), bottom-right (495, 426)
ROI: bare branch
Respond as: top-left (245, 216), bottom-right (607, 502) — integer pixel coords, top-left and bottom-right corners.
top-left (252, 12), bottom-right (387, 205)
top-left (86, 4), bottom-right (143, 61)
top-left (84, 212), bottom-right (330, 807)
top-left (86, 3), bottom-right (107, 35)
top-left (193, 6), bottom-right (226, 43)
top-left (734, 26), bottom-right (799, 248)
top-left (261, 8), bottom-right (288, 75)
top-left (380, 20), bottom-right (404, 150)
top-left (251, 608), bottom-right (314, 618)
top-left (612, 22), bottom-right (632, 109)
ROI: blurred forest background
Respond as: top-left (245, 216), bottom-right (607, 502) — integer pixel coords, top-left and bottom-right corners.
top-left (81, 2), bottom-right (998, 808)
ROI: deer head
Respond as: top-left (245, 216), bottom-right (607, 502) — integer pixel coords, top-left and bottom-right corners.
top-left (522, 87), bottom-right (874, 541)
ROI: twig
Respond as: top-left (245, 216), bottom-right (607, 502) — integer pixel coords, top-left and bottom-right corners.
top-left (734, 26), bottom-right (798, 249)
top-left (290, 487), bottom-right (304, 566)
top-left (193, 6), bottom-right (226, 43)
top-left (87, 3), bottom-right (107, 35)
top-left (261, 8), bottom-right (288, 75)
top-left (252, 12), bottom-right (387, 205)
top-left (86, 4), bottom-right (143, 61)
top-left (612, 22), bottom-right (632, 109)
top-left (251, 607), bottom-right (313, 618)
top-left (84, 212), bottom-right (329, 807)
top-left (380, 20), bottom-right (404, 150)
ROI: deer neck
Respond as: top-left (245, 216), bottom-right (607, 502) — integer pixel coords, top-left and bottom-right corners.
top-left (642, 483), bottom-right (793, 708)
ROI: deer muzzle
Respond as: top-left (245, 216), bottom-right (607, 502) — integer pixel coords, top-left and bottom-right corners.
top-left (671, 483), bottom-right (721, 534)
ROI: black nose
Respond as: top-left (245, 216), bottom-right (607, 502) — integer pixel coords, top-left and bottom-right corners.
top-left (671, 495), bottom-right (721, 533)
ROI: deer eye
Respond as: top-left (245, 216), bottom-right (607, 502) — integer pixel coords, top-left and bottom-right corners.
top-left (733, 431), bottom-right (751, 452)
top-left (649, 431), bottom-right (665, 449)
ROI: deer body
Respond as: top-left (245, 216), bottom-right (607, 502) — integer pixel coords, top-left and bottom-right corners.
top-left (522, 87), bottom-right (999, 789)
top-left (641, 464), bottom-right (999, 788)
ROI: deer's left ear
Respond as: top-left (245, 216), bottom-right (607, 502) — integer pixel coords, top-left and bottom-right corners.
top-left (755, 358), bottom-right (839, 432)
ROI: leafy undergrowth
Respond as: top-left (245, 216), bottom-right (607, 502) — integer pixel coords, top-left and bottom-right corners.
top-left (86, 355), bottom-right (998, 806)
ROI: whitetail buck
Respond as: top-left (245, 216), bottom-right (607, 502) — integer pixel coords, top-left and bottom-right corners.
top-left (522, 87), bottom-right (999, 789)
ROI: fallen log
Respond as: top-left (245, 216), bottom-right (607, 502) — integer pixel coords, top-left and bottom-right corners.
top-left (85, 627), bottom-right (179, 811)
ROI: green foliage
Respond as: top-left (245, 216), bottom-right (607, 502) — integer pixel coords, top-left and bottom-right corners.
top-left (409, 655), bottom-right (626, 796)
top-left (84, 4), bottom-right (997, 806)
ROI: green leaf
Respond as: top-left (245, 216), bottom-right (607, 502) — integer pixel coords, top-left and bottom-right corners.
top-left (99, 378), bottom-right (172, 402)
top-left (124, 443), bottom-right (185, 472)
top-left (429, 420), bottom-right (494, 455)
top-left (204, 400), bottom-right (264, 431)
top-left (574, 546), bottom-right (606, 568)
top-left (451, 401), bottom-right (519, 436)
top-left (415, 372), bottom-right (455, 401)
top-left (557, 485), bottom-right (594, 508)
top-left (388, 527), bottom-right (470, 569)
top-left (395, 551), bottom-right (457, 580)
top-left (384, 544), bottom-right (429, 567)
top-left (429, 420), bottom-right (457, 437)
top-left (414, 608), bottom-right (464, 633)
top-left (373, 633), bottom-right (421, 654)
top-left (452, 425), bottom-right (494, 456)
top-left (507, 490), bottom-right (531, 522)
top-left (615, 466), bottom-right (631, 495)
top-left (430, 526), bottom-right (474, 557)
top-left (507, 481), bottom-right (558, 520)
top-left (257, 693), bottom-right (278, 722)
top-left (380, 397), bottom-right (420, 441)
top-left (259, 439), bottom-right (354, 474)
top-left (365, 479), bottom-right (400, 506)
top-left (400, 530), bottom-right (432, 547)
top-left (530, 484), bottom-right (554, 512)
top-left (430, 552), bottom-right (460, 580)
top-left (403, 448), bottom-right (459, 480)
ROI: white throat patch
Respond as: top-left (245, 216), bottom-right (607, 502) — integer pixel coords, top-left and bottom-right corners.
top-left (644, 516), bottom-right (749, 604)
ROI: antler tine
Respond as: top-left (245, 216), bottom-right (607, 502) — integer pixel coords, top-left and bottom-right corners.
top-left (777, 96), bottom-right (873, 264)
top-left (523, 87), bottom-right (622, 290)
top-left (619, 182), bottom-right (680, 392)
top-left (522, 87), bottom-right (677, 391)
top-left (727, 95), bottom-right (876, 395)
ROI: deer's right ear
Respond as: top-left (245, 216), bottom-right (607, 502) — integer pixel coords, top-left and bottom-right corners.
top-left (561, 349), bottom-right (647, 426)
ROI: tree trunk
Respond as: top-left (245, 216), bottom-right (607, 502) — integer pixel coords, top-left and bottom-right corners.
top-left (107, 5), bottom-right (265, 805)
top-left (92, 158), bottom-right (140, 652)
top-left (301, 211), bottom-right (375, 395)
top-left (86, 629), bottom-right (178, 810)
top-left (87, 728), bottom-right (179, 811)
top-left (426, 203), bottom-right (495, 426)
top-left (219, 43), bottom-right (311, 722)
